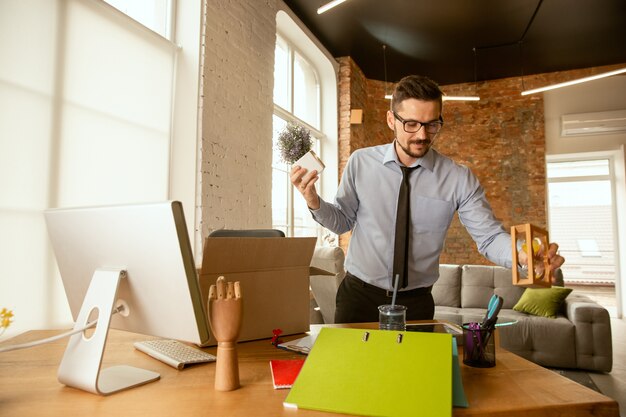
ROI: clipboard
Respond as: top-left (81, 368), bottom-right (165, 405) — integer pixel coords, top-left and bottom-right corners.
top-left (284, 327), bottom-right (457, 417)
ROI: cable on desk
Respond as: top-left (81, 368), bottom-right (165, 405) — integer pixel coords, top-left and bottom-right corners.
top-left (0, 305), bottom-right (124, 353)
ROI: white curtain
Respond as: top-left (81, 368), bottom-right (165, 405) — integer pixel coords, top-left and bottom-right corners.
top-left (0, 0), bottom-right (177, 338)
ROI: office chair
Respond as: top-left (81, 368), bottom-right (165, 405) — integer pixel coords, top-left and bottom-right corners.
top-left (208, 229), bottom-right (285, 238)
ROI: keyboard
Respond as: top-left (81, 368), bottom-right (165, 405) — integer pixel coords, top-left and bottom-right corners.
top-left (134, 339), bottom-right (216, 370)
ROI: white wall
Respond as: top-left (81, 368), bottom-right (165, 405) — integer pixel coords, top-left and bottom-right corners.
top-left (544, 75), bottom-right (626, 155)
top-left (198, 1), bottom-right (339, 256)
top-left (544, 74), bottom-right (626, 317)
top-left (199, 1), bottom-right (278, 242)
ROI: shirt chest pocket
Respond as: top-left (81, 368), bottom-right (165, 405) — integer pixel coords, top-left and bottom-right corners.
top-left (409, 196), bottom-right (455, 232)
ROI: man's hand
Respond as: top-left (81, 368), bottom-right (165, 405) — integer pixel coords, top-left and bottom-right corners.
top-left (545, 242), bottom-right (565, 272)
top-left (518, 242), bottom-right (565, 284)
top-left (290, 165), bottom-right (321, 210)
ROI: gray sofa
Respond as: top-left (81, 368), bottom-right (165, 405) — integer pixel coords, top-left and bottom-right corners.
top-left (309, 247), bottom-right (613, 373)
top-left (434, 264), bottom-right (612, 372)
top-left (310, 246), bottom-right (347, 324)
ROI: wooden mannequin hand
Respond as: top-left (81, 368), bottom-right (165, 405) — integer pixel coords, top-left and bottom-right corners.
top-left (208, 276), bottom-right (243, 391)
top-left (208, 276), bottom-right (243, 343)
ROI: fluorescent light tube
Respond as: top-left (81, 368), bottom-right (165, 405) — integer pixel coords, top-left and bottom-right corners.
top-left (521, 67), bottom-right (626, 96)
top-left (385, 95), bottom-right (480, 101)
top-left (442, 96), bottom-right (480, 101)
top-left (317, 0), bottom-right (349, 14)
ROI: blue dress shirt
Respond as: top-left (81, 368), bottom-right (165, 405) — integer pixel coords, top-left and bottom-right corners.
top-left (311, 142), bottom-right (513, 291)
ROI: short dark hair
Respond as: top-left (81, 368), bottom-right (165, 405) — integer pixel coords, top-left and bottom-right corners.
top-left (390, 75), bottom-right (443, 112)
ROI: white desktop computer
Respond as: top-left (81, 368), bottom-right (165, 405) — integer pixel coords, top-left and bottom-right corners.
top-left (44, 201), bottom-right (210, 395)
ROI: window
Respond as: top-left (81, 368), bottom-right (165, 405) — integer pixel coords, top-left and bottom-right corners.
top-left (103, 0), bottom-right (173, 39)
top-left (577, 239), bottom-right (602, 257)
top-left (0, 0), bottom-right (200, 338)
top-left (274, 10), bottom-right (339, 244)
top-left (272, 34), bottom-right (324, 239)
top-left (547, 159), bottom-right (618, 283)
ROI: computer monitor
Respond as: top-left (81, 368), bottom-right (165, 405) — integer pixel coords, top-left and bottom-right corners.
top-left (44, 201), bottom-right (210, 395)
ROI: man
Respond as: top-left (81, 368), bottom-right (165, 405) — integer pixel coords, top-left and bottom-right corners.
top-left (290, 74), bottom-right (564, 323)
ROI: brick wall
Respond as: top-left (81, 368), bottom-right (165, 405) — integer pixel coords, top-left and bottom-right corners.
top-left (438, 77), bottom-right (546, 265)
top-left (199, 0), bottom-right (278, 239)
top-left (337, 59), bottom-right (624, 265)
top-left (197, 2), bottom-right (623, 265)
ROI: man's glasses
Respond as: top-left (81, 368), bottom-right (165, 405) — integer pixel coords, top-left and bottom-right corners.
top-left (392, 111), bottom-right (443, 134)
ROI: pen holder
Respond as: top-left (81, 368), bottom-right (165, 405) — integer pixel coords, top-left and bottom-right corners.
top-left (378, 305), bottom-right (407, 331)
top-left (462, 323), bottom-right (495, 368)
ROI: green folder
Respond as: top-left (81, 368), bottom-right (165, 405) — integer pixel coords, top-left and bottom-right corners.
top-left (284, 327), bottom-right (454, 417)
top-left (451, 338), bottom-right (468, 408)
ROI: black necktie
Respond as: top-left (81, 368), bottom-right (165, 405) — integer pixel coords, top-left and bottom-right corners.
top-left (393, 166), bottom-right (417, 288)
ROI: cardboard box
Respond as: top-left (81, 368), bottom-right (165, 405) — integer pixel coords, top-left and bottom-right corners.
top-left (199, 237), bottom-right (332, 345)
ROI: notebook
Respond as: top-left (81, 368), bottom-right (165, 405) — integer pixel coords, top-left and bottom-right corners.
top-left (277, 332), bottom-right (319, 355)
top-left (269, 359), bottom-right (305, 389)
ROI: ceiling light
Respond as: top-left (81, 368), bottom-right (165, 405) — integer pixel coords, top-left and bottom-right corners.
top-left (317, 0), bottom-right (349, 14)
top-left (382, 44), bottom-right (390, 100)
top-left (521, 67), bottom-right (626, 96)
top-left (384, 95), bottom-right (480, 101)
top-left (443, 96), bottom-right (480, 101)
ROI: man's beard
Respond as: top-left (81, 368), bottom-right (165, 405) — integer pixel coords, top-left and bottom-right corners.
top-left (394, 127), bottom-right (433, 158)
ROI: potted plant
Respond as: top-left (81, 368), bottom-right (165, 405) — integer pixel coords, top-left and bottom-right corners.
top-left (276, 122), bottom-right (325, 173)
top-left (276, 122), bottom-right (313, 165)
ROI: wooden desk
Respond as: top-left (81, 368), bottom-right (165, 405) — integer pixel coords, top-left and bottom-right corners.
top-left (0, 327), bottom-right (619, 417)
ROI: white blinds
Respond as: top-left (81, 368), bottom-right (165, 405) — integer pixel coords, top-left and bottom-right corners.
top-left (0, 0), bottom-right (177, 336)
top-left (60, 0), bottom-right (177, 206)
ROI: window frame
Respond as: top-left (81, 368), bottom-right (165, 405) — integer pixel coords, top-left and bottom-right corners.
top-left (272, 33), bottom-right (325, 239)
top-left (547, 155), bottom-right (620, 285)
top-left (274, 8), bottom-right (339, 246)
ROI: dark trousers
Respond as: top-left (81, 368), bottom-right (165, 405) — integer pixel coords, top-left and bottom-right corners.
top-left (334, 272), bottom-right (435, 324)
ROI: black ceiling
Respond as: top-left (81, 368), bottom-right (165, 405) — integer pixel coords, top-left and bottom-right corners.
top-left (282, 0), bottom-right (626, 86)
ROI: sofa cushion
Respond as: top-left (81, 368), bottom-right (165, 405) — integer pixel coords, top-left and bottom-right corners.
top-left (433, 306), bottom-right (463, 326)
top-left (513, 286), bottom-right (573, 318)
top-left (493, 271), bottom-right (526, 309)
top-left (498, 315), bottom-right (577, 369)
top-left (310, 246), bottom-right (346, 324)
top-left (460, 265), bottom-right (525, 308)
top-left (433, 264), bottom-right (462, 307)
top-left (434, 307), bottom-right (487, 327)
top-left (311, 246), bottom-right (345, 275)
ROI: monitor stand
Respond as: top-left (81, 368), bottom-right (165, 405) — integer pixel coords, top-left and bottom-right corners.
top-left (57, 269), bottom-right (160, 395)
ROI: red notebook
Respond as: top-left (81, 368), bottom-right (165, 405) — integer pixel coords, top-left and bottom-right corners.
top-left (269, 359), bottom-right (305, 389)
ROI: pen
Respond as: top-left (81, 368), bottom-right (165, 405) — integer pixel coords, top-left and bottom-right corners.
top-left (482, 295), bottom-right (503, 330)
top-left (480, 295), bottom-right (503, 355)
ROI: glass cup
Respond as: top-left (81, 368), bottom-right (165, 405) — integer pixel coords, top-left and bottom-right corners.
top-left (378, 305), bottom-right (407, 331)
top-left (462, 323), bottom-right (496, 368)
